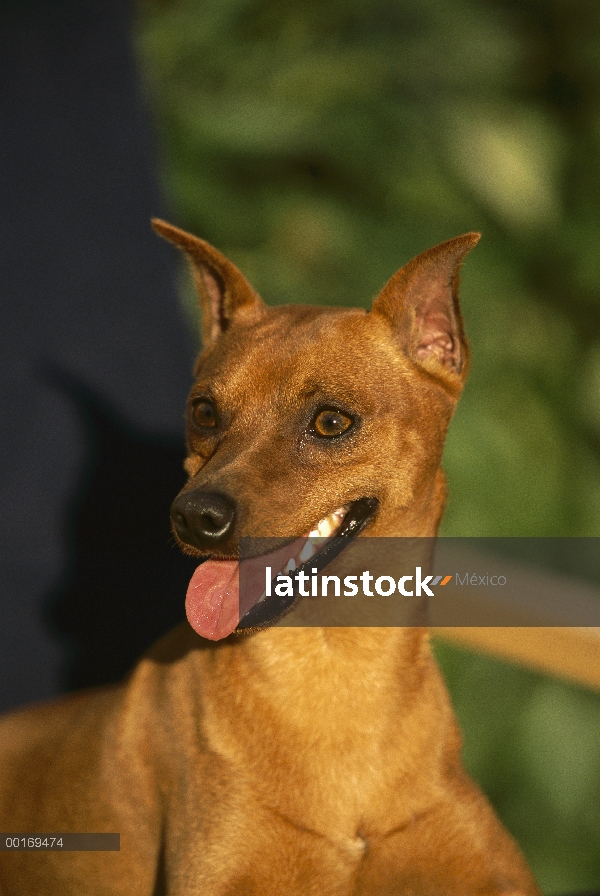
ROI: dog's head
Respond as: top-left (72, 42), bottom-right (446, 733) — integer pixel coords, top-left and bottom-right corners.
top-left (153, 220), bottom-right (478, 638)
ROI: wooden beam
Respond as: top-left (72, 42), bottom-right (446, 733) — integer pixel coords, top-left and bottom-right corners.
top-left (432, 627), bottom-right (600, 691)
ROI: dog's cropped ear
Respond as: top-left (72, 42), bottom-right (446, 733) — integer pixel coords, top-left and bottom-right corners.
top-left (152, 219), bottom-right (265, 345)
top-left (371, 233), bottom-right (480, 378)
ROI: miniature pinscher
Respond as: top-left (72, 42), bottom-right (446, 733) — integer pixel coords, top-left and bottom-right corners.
top-left (0, 221), bottom-right (540, 894)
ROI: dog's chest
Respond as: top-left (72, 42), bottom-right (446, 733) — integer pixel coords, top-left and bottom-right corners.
top-left (197, 632), bottom-right (439, 838)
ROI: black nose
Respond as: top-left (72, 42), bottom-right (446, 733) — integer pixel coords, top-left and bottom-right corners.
top-left (170, 490), bottom-right (236, 549)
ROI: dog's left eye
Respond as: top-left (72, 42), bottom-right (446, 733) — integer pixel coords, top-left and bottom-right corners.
top-left (312, 409), bottom-right (354, 438)
top-left (191, 399), bottom-right (217, 430)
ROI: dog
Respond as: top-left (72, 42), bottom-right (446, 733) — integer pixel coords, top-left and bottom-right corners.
top-left (0, 221), bottom-right (540, 895)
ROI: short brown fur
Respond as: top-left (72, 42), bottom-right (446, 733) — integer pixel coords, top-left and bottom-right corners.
top-left (0, 223), bottom-right (540, 895)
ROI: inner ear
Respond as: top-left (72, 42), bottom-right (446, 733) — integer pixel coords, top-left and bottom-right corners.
top-left (195, 265), bottom-right (227, 343)
top-left (413, 289), bottom-right (462, 371)
top-left (152, 218), bottom-right (265, 346)
top-left (371, 233), bottom-right (480, 378)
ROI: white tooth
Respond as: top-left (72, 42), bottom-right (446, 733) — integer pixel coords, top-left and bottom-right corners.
top-left (299, 540), bottom-right (315, 563)
top-left (308, 529), bottom-right (320, 539)
top-left (317, 515), bottom-right (336, 537)
top-left (286, 558), bottom-right (296, 573)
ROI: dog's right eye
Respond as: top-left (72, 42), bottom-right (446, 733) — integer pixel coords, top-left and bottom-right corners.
top-left (191, 399), bottom-right (217, 430)
top-left (312, 408), bottom-right (354, 438)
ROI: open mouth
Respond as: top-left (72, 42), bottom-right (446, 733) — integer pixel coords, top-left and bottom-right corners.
top-left (184, 497), bottom-right (379, 641)
top-left (237, 496), bottom-right (379, 631)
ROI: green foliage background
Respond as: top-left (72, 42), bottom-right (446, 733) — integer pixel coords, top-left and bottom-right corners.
top-left (136, 1), bottom-right (600, 889)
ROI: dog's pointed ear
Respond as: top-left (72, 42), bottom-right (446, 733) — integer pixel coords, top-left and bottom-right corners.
top-left (152, 219), bottom-right (265, 344)
top-left (371, 233), bottom-right (480, 377)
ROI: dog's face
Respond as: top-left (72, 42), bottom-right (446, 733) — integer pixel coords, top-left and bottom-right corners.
top-left (181, 304), bottom-right (455, 544)
top-left (153, 221), bottom-right (478, 638)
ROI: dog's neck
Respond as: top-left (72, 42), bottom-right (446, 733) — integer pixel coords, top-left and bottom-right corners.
top-left (194, 625), bottom-right (441, 835)
top-left (240, 626), bottom-right (428, 690)
top-left (200, 626), bottom-right (432, 755)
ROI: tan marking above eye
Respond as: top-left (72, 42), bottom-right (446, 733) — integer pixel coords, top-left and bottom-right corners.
top-left (313, 409), bottom-right (353, 438)
top-left (191, 399), bottom-right (217, 430)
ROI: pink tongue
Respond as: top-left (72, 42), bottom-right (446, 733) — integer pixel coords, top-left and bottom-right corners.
top-left (185, 537), bottom-right (308, 641)
top-left (186, 560), bottom-right (240, 641)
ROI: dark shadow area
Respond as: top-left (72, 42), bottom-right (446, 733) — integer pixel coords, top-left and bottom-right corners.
top-left (48, 381), bottom-right (197, 691)
top-left (0, 0), bottom-right (197, 710)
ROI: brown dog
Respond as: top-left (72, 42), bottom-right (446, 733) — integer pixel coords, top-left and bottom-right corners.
top-left (0, 223), bottom-right (540, 895)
